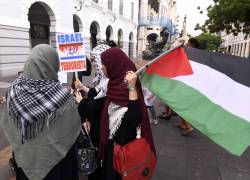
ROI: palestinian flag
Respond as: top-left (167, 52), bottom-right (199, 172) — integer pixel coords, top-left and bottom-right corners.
top-left (140, 47), bottom-right (250, 156)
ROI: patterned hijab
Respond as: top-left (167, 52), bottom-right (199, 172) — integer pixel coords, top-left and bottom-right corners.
top-left (90, 44), bottom-right (111, 86)
top-left (90, 44), bottom-right (111, 99)
top-left (6, 44), bottom-right (71, 142)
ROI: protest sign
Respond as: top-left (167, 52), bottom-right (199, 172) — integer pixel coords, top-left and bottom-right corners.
top-left (57, 32), bottom-right (86, 72)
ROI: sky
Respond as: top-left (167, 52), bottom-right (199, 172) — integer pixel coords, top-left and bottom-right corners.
top-left (176, 0), bottom-right (214, 36)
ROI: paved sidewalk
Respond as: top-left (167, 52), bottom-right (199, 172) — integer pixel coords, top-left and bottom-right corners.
top-left (151, 110), bottom-right (250, 180)
top-left (1, 102), bottom-right (250, 180)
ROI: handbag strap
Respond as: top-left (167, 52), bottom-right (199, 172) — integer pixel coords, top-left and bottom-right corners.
top-left (136, 125), bottom-right (141, 139)
top-left (81, 127), bottom-right (95, 148)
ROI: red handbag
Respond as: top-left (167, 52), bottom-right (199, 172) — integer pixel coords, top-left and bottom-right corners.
top-left (113, 137), bottom-right (157, 180)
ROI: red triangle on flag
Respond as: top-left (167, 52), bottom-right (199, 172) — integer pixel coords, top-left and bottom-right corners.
top-left (145, 47), bottom-right (193, 78)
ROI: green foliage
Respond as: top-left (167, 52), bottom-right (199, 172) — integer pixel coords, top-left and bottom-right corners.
top-left (195, 33), bottom-right (222, 50)
top-left (199, 0), bottom-right (250, 35)
top-left (164, 44), bottom-right (171, 50)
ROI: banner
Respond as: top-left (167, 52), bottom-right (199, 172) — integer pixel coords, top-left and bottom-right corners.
top-left (57, 32), bottom-right (86, 72)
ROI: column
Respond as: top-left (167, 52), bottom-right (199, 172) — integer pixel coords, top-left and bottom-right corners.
top-left (139, 0), bottom-right (148, 25)
top-left (245, 42), bottom-right (250, 58)
top-left (236, 44), bottom-right (240, 56)
top-left (137, 27), bottom-right (145, 57)
top-left (232, 44), bottom-right (235, 55)
top-left (237, 43), bottom-right (241, 56)
top-left (241, 42), bottom-right (246, 57)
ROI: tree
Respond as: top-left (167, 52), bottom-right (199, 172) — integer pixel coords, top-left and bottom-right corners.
top-left (195, 33), bottom-right (221, 51)
top-left (198, 0), bottom-right (250, 35)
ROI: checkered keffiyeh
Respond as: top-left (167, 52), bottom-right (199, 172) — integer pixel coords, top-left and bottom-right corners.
top-left (6, 76), bottom-right (71, 141)
top-left (90, 44), bottom-right (110, 86)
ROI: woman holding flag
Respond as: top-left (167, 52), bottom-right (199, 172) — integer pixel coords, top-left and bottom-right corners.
top-left (99, 48), bottom-right (156, 179)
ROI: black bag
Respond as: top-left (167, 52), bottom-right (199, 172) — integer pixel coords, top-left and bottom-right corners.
top-left (76, 128), bottom-right (98, 175)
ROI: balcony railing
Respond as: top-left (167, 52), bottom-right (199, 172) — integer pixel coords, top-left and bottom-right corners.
top-left (139, 17), bottom-right (173, 28)
top-left (139, 16), bottom-right (160, 26)
top-left (139, 16), bottom-right (177, 35)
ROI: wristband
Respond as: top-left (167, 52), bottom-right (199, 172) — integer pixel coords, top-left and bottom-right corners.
top-left (128, 86), bottom-right (136, 91)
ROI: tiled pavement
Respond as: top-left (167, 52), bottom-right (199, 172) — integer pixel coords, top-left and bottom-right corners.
top-left (1, 76), bottom-right (250, 180)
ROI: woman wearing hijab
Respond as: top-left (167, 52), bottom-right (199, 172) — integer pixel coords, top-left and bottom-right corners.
top-left (0, 44), bottom-right (81, 180)
top-left (75, 44), bottom-right (111, 141)
top-left (75, 44), bottom-right (111, 100)
top-left (99, 48), bottom-right (156, 180)
top-left (74, 44), bottom-right (110, 180)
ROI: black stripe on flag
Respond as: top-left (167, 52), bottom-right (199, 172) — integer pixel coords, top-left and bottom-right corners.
top-left (184, 47), bottom-right (250, 88)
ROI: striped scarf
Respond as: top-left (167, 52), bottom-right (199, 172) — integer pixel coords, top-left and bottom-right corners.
top-left (6, 76), bottom-right (71, 142)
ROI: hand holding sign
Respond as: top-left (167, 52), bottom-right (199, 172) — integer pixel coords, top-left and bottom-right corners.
top-left (74, 78), bottom-right (82, 89)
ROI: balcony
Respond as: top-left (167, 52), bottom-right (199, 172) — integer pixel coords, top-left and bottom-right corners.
top-left (139, 16), bottom-right (175, 31)
top-left (139, 16), bottom-right (159, 26)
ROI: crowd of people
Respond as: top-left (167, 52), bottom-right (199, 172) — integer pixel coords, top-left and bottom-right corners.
top-left (0, 41), bottom-right (156, 180)
top-left (0, 38), bottom-right (201, 180)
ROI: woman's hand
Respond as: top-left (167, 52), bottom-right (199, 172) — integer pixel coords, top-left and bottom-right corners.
top-left (124, 71), bottom-right (137, 89)
top-left (82, 120), bottom-right (91, 135)
top-left (68, 87), bottom-right (74, 95)
top-left (75, 81), bottom-right (90, 93)
top-left (74, 91), bottom-right (83, 104)
top-left (74, 79), bottom-right (83, 90)
top-left (125, 71), bottom-right (138, 100)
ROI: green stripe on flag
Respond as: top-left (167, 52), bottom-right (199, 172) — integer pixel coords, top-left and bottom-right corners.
top-left (141, 73), bottom-right (250, 156)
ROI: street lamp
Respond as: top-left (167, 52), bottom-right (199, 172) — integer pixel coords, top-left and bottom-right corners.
top-left (74, 0), bottom-right (90, 11)
top-left (110, 14), bottom-right (117, 23)
top-left (74, 0), bottom-right (83, 11)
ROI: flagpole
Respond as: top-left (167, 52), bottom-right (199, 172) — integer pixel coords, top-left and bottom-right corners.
top-left (135, 43), bottom-right (184, 75)
top-left (74, 72), bottom-right (78, 81)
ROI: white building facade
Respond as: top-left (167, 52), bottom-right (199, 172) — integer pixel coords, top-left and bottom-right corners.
top-left (220, 32), bottom-right (250, 58)
top-left (0, 0), bottom-right (138, 78)
top-left (74, 0), bottom-right (138, 58)
top-left (137, 0), bottom-right (177, 57)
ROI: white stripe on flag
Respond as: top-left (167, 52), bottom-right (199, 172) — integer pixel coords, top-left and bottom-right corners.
top-left (173, 61), bottom-right (250, 123)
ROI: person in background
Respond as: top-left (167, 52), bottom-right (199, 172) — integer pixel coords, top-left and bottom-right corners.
top-left (187, 38), bottom-right (202, 49)
top-left (0, 44), bottom-right (81, 180)
top-left (142, 86), bottom-right (158, 125)
top-left (174, 38), bottom-right (201, 136)
top-left (107, 40), bottom-right (117, 47)
top-left (75, 44), bottom-right (111, 101)
top-left (99, 48), bottom-right (156, 180)
top-left (158, 106), bottom-right (176, 120)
